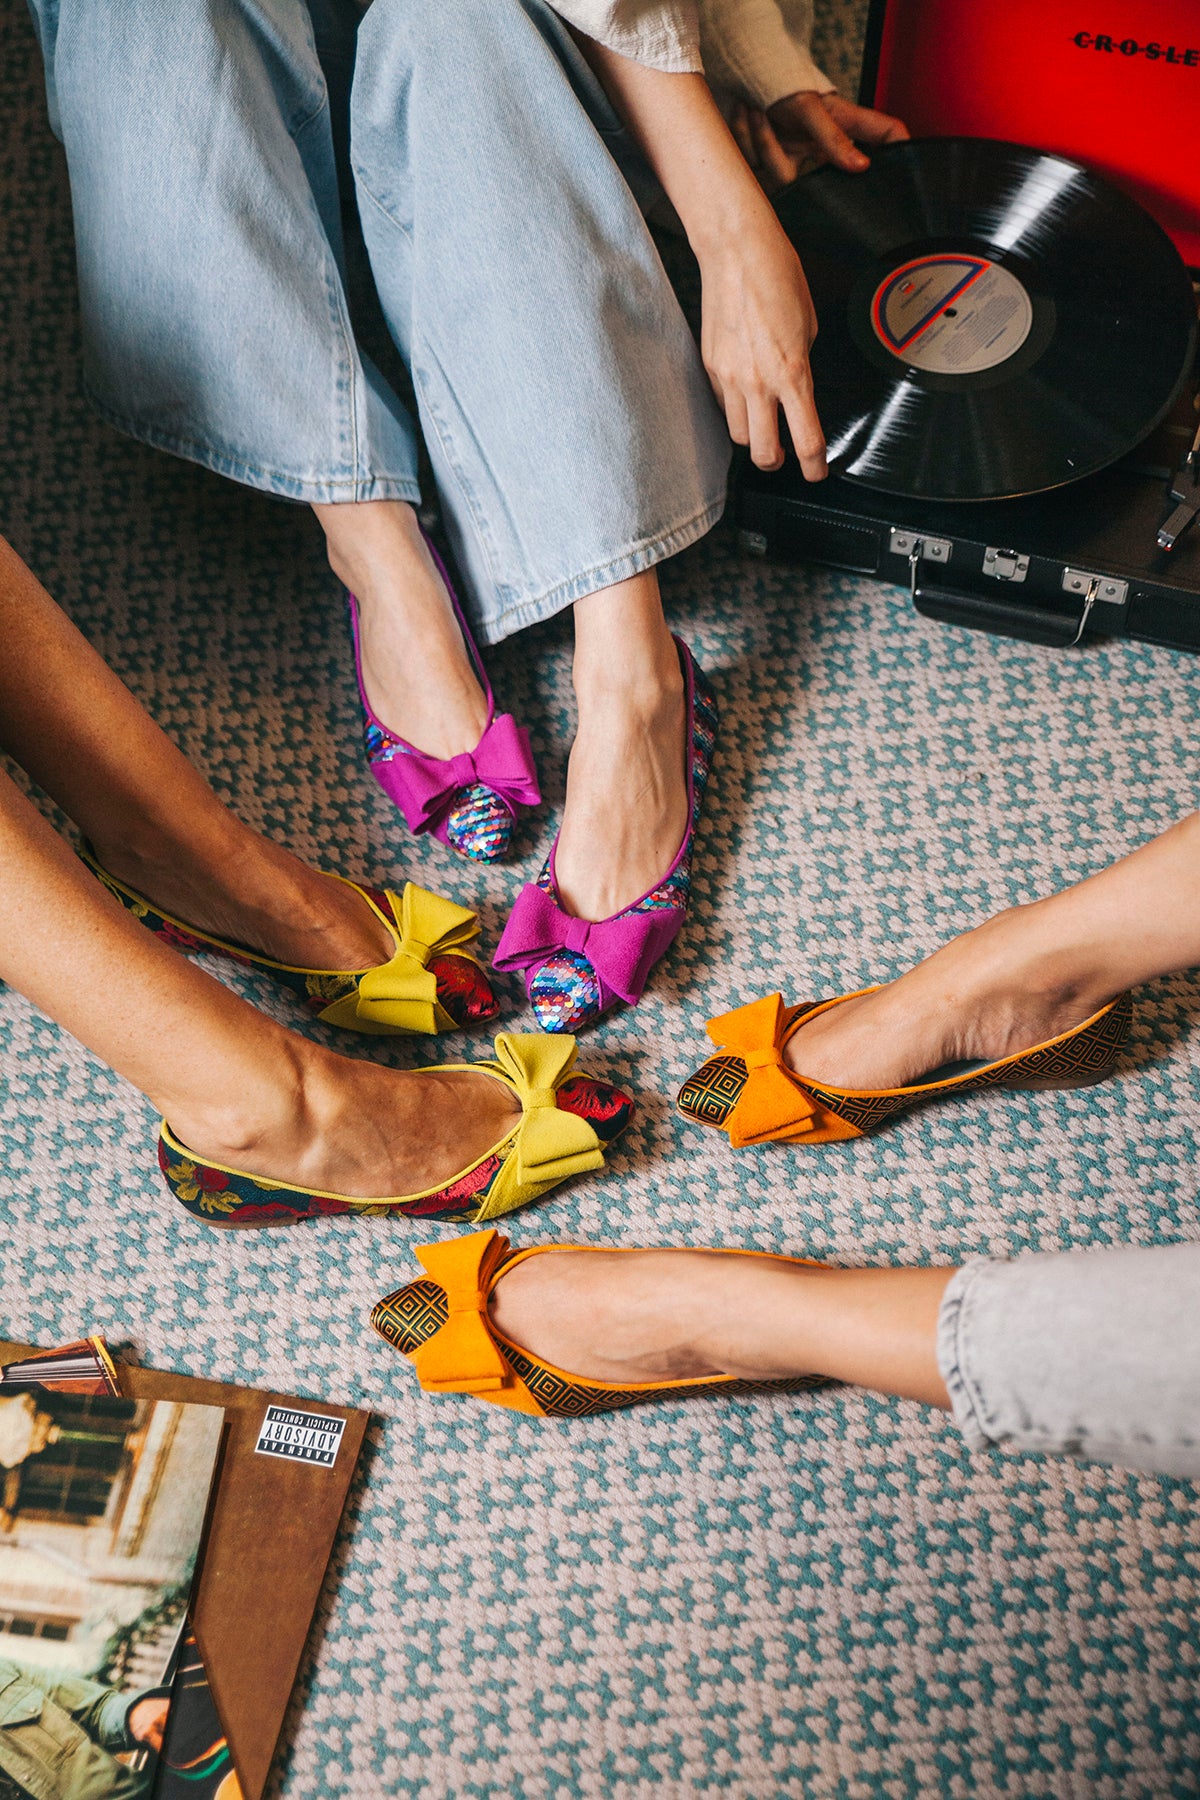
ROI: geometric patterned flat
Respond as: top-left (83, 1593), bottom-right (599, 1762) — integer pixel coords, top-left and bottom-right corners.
top-left (159, 1033), bottom-right (634, 1229)
top-left (371, 1227), bottom-right (830, 1418)
top-left (677, 989), bottom-right (1133, 1147)
top-left (81, 844), bottom-right (498, 1036)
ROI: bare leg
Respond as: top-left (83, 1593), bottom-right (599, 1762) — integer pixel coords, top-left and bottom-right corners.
top-left (782, 811), bottom-right (1200, 1090)
top-left (0, 772), bottom-right (516, 1193)
top-left (313, 499), bottom-right (489, 761)
top-left (0, 535), bottom-right (390, 970)
top-left (315, 503), bottom-right (692, 924)
top-left (489, 1247), bottom-right (953, 1406)
top-left (553, 570), bottom-right (689, 920)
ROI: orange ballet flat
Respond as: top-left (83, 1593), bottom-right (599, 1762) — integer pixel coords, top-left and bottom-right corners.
top-left (676, 989), bottom-right (1133, 1147)
top-left (371, 1227), bottom-right (830, 1418)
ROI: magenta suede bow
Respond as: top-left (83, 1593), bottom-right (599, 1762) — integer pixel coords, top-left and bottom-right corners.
top-left (375, 713), bottom-right (540, 837)
top-left (494, 884), bottom-right (685, 1009)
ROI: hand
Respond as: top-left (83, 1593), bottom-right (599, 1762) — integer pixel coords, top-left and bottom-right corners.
top-left (767, 91), bottom-right (909, 174)
top-left (698, 215), bottom-right (827, 479)
top-left (127, 1696), bottom-right (170, 1754)
top-left (729, 102), bottom-right (803, 197)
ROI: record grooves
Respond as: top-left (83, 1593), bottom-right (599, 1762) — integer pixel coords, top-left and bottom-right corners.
top-left (777, 138), bottom-right (1197, 501)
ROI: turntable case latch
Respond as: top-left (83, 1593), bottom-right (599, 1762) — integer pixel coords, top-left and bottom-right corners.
top-left (889, 531), bottom-right (951, 601)
top-left (982, 546), bottom-right (1029, 582)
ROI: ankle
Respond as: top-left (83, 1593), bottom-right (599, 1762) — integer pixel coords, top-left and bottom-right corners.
top-left (966, 903), bottom-right (1117, 1019)
top-left (572, 652), bottom-right (683, 721)
top-left (164, 1034), bottom-right (322, 1167)
top-left (314, 499), bottom-right (424, 599)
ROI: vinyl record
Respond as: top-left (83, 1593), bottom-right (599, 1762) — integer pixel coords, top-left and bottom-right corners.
top-left (776, 138), bottom-right (1197, 501)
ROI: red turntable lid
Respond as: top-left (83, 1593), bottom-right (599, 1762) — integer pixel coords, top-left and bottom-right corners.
top-left (861, 0), bottom-right (1200, 266)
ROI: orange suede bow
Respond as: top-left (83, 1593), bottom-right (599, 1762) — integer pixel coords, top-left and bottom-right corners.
top-left (705, 994), bottom-right (825, 1148)
top-left (410, 1230), bottom-right (543, 1413)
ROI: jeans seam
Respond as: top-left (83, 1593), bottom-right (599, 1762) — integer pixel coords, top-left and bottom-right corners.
top-left (476, 496), bottom-right (726, 643)
top-left (936, 1260), bottom-right (995, 1450)
top-left (352, 168), bottom-right (415, 246)
top-left (82, 384), bottom-right (421, 501)
top-left (409, 352), bottom-right (511, 613)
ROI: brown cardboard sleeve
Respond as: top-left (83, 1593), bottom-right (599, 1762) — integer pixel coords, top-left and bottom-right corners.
top-left (0, 1341), bottom-right (368, 1800)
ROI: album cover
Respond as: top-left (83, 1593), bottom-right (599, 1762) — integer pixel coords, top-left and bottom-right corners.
top-left (0, 1336), bottom-right (121, 1398)
top-left (0, 1388), bottom-right (224, 1798)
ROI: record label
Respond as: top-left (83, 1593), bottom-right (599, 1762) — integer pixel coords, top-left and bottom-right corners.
top-left (871, 254), bottom-right (1033, 374)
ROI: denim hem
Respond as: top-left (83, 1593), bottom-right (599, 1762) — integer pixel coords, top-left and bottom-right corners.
top-left (475, 495), bottom-right (726, 645)
top-left (935, 1258), bottom-right (993, 1452)
top-left (83, 387), bottom-right (422, 505)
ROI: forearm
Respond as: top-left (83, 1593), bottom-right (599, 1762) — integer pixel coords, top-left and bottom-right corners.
top-left (574, 39), bottom-right (777, 258)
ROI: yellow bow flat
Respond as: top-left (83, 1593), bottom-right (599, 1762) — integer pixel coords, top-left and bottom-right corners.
top-left (159, 1033), bottom-right (634, 1228)
top-left (81, 844), bottom-right (498, 1034)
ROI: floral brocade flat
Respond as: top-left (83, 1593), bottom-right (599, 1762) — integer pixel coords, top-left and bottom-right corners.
top-left (677, 989), bottom-right (1133, 1147)
top-left (82, 846), bottom-right (498, 1036)
top-left (159, 1034), bottom-right (634, 1229)
top-left (372, 1228), bottom-right (830, 1418)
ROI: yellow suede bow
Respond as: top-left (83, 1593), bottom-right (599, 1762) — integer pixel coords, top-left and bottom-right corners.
top-left (318, 884), bottom-right (479, 1035)
top-left (706, 994), bottom-right (823, 1148)
top-left (410, 1230), bottom-right (544, 1413)
top-left (492, 1033), bottom-right (605, 1189)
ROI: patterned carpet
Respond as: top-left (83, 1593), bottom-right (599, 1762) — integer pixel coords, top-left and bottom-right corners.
top-left (2, 5), bottom-right (1199, 1796)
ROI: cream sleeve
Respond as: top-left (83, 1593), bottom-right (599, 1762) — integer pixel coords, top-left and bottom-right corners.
top-left (549, 1), bottom-right (704, 73)
top-left (697, 0), bottom-right (835, 109)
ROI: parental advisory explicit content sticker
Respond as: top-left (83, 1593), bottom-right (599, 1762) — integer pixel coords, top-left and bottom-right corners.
top-left (254, 1405), bottom-right (346, 1467)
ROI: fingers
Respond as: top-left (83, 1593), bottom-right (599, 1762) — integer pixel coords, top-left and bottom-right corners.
top-left (747, 109), bottom-right (801, 194)
top-left (825, 94), bottom-right (910, 149)
top-left (778, 91), bottom-right (868, 172)
top-left (729, 101), bottom-right (759, 169)
top-left (746, 391), bottom-right (784, 471)
top-left (781, 376), bottom-right (828, 483)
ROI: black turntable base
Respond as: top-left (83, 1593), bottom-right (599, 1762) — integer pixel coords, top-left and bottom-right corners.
top-left (742, 138), bottom-right (1200, 653)
top-left (737, 376), bottom-right (1200, 652)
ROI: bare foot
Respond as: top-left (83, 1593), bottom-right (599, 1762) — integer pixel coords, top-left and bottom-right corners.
top-left (93, 827), bottom-right (396, 972)
top-left (784, 901), bottom-right (1120, 1091)
top-left (553, 589), bottom-right (688, 921)
top-left (488, 1247), bottom-right (825, 1382)
top-left (315, 499), bottom-right (489, 762)
top-left (171, 1048), bottom-right (520, 1198)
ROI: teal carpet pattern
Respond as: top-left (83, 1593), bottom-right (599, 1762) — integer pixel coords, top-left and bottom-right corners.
top-left (2, 5), bottom-right (1199, 1795)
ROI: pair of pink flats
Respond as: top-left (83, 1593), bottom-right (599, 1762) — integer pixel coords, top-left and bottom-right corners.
top-left (349, 536), bottom-right (717, 1035)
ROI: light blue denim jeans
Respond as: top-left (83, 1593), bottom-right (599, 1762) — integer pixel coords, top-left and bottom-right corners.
top-left (26, 0), bottom-right (730, 642)
top-left (938, 1241), bottom-right (1200, 1478)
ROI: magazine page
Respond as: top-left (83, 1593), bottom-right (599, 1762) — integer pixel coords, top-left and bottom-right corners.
top-left (0, 1390), bottom-right (223, 1798)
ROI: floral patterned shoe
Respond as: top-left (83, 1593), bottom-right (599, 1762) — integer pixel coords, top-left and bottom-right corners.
top-left (350, 533), bottom-right (540, 862)
top-left (492, 639), bottom-right (718, 1032)
top-left (159, 1034), bottom-right (634, 1228)
top-left (371, 1228), bottom-right (829, 1417)
top-left (677, 990), bottom-right (1133, 1146)
top-left (81, 845), bottom-right (498, 1036)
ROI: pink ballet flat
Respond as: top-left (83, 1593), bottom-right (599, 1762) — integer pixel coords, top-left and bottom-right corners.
top-left (350, 534), bottom-right (540, 862)
top-left (493, 639), bottom-right (718, 1033)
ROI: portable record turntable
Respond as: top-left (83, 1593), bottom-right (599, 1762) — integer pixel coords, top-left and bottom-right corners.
top-left (740, 0), bottom-right (1200, 651)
